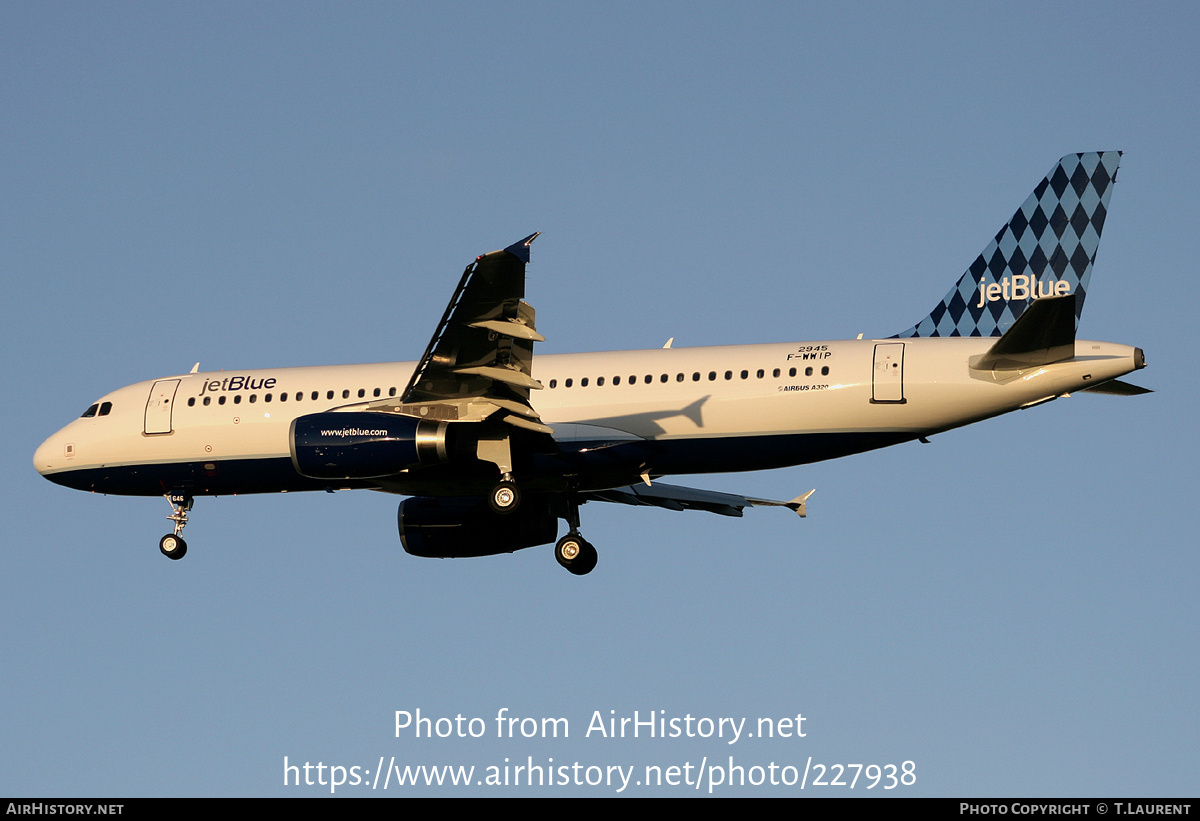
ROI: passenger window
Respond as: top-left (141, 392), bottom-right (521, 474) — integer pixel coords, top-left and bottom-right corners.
top-left (581, 377), bottom-right (589, 387)
top-left (358, 389), bottom-right (365, 398)
top-left (692, 372), bottom-right (700, 381)
top-left (805, 367), bottom-right (813, 376)
top-left (389, 387), bottom-right (397, 397)
top-left (821, 366), bottom-right (829, 376)
top-left (773, 368), bottom-right (780, 378)
top-left (676, 373), bottom-right (684, 382)
top-left (249, 394), bottom-right (257, 403)
top-left (233, 395), bottom-right (241, 404)
top-left (597, 376), bottom-right (605, 386)
top-left (549, 379), bottom-right (558, 388)
top-left (789, 367), bottom-right (796, 377)
top-left (219, 396), bottom-right (226, 405)
top-left (203, 397), bottom-right (211, 406)
top-left (374, 388), bottom-right (381, 397)
top-left (660, 374), bottom-right (668, 383)
top-left (565, 378), bottom-right (573, 388)
top-left (279, 393), bottom-right (287, 402)
top-left (757, 369), bottom-right (764, 379)
top-left (644, 375), bottom-right (653, 384)
top-left (709, 371), bottom-right (717, 381)
top-left (613, 376), bottom-right (621, 385)
top-left (342, 390), bottom-right (350, 399)
top-left (187, 397), bottom-right (196, 407)
top-left (265, 393), bottom-right (272, 402)
top-left (724, 371), bottom-right (732, 380)
top-left (740, 370), bottom-right (748, 380)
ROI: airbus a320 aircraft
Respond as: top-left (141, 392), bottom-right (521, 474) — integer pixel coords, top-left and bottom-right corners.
top-left (34, 152), bottom-right (1148, 575)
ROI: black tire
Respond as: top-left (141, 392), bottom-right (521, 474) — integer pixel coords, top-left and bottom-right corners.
top-left (488, 481), bottom-right (521, 514)
top-left (159, 534), bottom-right (187, 560)
top-left (574, 541), bottom-right (598, 575)
top-left (555, 534), bottom-right (597, 575)
top-left (555, 534), bottom-right (582, 568)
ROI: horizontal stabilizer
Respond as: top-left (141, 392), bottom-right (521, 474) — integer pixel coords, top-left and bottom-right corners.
top-left (972, 294), bottom-right (1076, 371)
top-left (1080, 379), bottom-right (1153, 396)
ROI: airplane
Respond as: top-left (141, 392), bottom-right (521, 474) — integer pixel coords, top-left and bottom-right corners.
top-left (33, 152), bottom-right (1148, 575)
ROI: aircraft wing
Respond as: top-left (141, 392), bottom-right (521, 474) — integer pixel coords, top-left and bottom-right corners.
top-left (394, 233), bottom-right (551, 433)
top-left (586, 482), bottom-right (814, 518)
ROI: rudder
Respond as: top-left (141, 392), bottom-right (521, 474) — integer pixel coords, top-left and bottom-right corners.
top-left (895, 152), bottom-right (1121, 338)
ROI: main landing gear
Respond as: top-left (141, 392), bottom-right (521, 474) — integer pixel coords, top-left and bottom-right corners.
top-left (553, 493), bottom-right (597, 576)
top-left (555, 532), bottom-right (597, 576)
top-left (159, 493), bottom-right (192, 560)
top-left (488, 477), bottom-right (521, 514)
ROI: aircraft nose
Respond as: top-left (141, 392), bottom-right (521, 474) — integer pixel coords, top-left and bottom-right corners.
top-left (33, 430), bottom-right (70, 478)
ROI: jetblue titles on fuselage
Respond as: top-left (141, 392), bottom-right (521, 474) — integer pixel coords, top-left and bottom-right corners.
top-left (199, 375), bottom-right (279, 396)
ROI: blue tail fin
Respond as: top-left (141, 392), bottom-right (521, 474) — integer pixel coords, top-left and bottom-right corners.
top-left (895, 152), bottom-right (1121, 338)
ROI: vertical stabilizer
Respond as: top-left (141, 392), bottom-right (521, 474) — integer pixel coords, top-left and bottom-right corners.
top-left (895, 152), bottom-right (1121, 338)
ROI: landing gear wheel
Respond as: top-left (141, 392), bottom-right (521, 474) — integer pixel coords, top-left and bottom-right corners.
top-left (159, 534), bottom-right (187, 560)
top-left (488, 481), bottom-right (521, 514)
top-left (555, 533), bottom-right (597, 575)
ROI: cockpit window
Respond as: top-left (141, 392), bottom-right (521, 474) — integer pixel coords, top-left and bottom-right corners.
top-left (98, 402), bottom-right (112, 416)
top-left (81, 404), bottom-right (99, 418)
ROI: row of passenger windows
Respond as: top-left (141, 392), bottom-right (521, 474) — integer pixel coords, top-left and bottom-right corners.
top-left (180, 366), bottom-right (833, 407)
top-left (186, 386), bottom-right (399, 407)
top-left (547, 366), bottom-right (830, 389)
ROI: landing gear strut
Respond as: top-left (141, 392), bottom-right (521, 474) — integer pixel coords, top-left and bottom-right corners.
top-left (554, 493), bottom-right (597, 575)
top-left (160, 493), bottom-right (192, 560)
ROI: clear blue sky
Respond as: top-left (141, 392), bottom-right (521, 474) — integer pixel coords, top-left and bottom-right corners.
top-left (3, 2), bottom-right (1195, 796)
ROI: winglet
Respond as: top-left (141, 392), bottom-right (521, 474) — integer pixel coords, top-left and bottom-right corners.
top-left (503, 232), bottom-right (540, 263)
top-left (745, 489), bottom-right (815, 517)
top-left (787, 489), bottom-right (816, 518)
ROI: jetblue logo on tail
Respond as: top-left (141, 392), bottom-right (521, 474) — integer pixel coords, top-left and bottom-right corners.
top-left (976, 275), bottom-right (1071, 307)
top-left (895, 152), bottom-right (1121, 338)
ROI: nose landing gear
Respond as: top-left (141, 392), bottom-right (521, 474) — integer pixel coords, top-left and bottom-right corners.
top-left (159, 494), bottom-right (193, 560)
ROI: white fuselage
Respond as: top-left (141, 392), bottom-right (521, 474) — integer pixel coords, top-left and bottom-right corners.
top-left (33, 336), bottom-right (1142, 497)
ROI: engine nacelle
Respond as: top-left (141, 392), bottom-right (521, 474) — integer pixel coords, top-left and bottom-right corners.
top-left (290, 412), bottom-right (451, 480)
top-left (397, 496), bottom-right (559, 558)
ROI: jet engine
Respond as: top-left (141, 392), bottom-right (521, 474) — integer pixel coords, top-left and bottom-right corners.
top-left (291, 412), bottom-right (452, 480)
top-left (397, 495), bottom-right (559, 558)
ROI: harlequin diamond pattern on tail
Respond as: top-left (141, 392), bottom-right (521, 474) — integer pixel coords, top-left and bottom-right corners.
top-left (894, 152), bottom-right (1121, 339)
